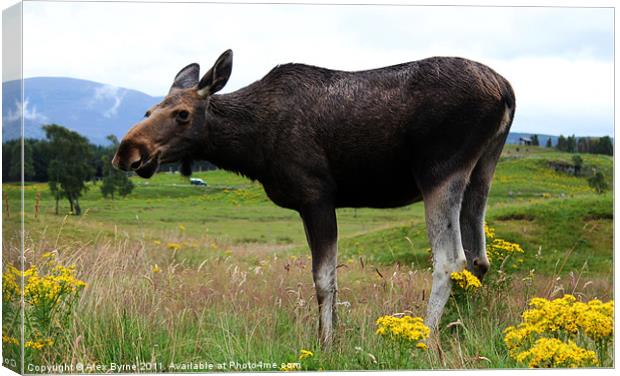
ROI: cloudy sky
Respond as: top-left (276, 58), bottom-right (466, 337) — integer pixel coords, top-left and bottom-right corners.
top-left (14, 1), bottom-right (616, 136)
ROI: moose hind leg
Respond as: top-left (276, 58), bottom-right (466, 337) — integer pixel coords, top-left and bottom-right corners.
top-left (459, 168), bottom-right (491, 280)
top-left (301, 204), bottom-right (338, 347)
top-left (423, 174), bottom-right (469, 331)
top-left (460, 136), bottom-right (506, 280)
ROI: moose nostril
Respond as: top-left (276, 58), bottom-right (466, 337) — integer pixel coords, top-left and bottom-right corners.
top-left (130, 160), bottom-right (142, 170)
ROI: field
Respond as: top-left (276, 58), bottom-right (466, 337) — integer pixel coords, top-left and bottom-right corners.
top-left (2, 145), bottom-right (614, 371)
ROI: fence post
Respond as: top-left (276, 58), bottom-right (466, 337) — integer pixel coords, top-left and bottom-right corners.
top-left (35, 192), bottom-right (41, 218)
top-left (3, 191), bottom-right (9, 219)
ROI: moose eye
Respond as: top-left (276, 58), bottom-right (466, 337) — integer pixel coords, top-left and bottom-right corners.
top-left (144, 111), bottom-right (151, 118)
top-left (176, 110), bottom-right (190, 122)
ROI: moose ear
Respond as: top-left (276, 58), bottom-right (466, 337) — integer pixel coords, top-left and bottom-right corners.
top-left (197, 49), bottom-right (233, 97)
top-left (169, 63), bottom-right (200, 94)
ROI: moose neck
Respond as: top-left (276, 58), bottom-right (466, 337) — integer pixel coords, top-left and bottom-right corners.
top-left (201, 93), bottom-right (265, 181)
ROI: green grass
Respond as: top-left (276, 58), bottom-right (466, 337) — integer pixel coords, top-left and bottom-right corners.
top-left (1, 145), bottom-right (613, 371)
top-left (7, 169), bottom-right (423, 246)
top-left (334, 194), bottom-right (612, 277)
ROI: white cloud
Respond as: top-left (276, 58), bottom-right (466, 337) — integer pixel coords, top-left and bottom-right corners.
top-left (19, 1), bottom-right (614, 136)
top-left (490, 57), bottom-right (613, 136)
top-left (4, 98), bottom-right (48, 123)
top-left (91, 84), bottom-right (126, 119)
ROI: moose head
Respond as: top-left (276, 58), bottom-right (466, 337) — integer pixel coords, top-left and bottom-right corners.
top-left (112, 49), bottom-right (233, 177)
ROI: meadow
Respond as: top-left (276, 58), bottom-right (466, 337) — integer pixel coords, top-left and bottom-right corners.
top-left (2, 145), bottom-right (614, 371)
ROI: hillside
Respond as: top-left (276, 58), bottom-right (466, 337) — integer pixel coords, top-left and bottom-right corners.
top-left (2, 77), bottom-right (162, 144)
top-left (334, 145), bottom-right (613, 276)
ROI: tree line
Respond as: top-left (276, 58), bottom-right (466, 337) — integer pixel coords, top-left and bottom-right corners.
top-left (556, 135), bottom-right (613, 155)
top-left (2, 124), bottom-right (215, 215)
top-left (528, 134), bottom-right (613, 156)
top-left (3, 125), bottom-right (134, 215)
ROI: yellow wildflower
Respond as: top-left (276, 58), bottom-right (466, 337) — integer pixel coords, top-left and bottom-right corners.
top-left (167, 242), bottom-right (182, 251)
top-left (24, 338), bottom-right (53, 350)
top-left (484, 224), bottom-right (495, 239)
top-left (515, 338), bottom-right (598, 368)
top-left (299, 349), bottom-right (314, 360)
top-left (375, 315), bottom-right (430, 347)
top-left (483, 224), bottom-right (525, 269)
top-left (151, 264), bottom-right (161, 273)
top-left (178, 224), bottom-right (186, 232)
top-left (41, 252), bottom-right (55, 260)
top-left (2, 265), bottom-right (21, 302)
top-left (504, 295), bottom-right (614, 367)
top-left (416, 342), bottom-right (428, 351)
top-left (23, 263), bottom-right (86, 306)
top-left (2, 335), bottom-right (19, 346)
top-left (450, 270), bottom-right (481, 291)
top-left (504, 324), bottom-right (541, 356)
top-left (516, 295), bottom-right (614, 342)
top-left (487, 238), bottom-right (525, 264)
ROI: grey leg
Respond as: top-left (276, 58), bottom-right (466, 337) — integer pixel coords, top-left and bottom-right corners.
top-left (460, 136), bottom-right (506, 280)
top-left (460, 172), bottom-right (491, 280)
top-left (423, 175), bottom-right (469, 331)
top-left (301, 204), bottom-right (338, 347)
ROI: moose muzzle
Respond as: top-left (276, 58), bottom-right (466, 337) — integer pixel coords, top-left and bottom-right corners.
top-left (112, 140), bottom-right (160, 178)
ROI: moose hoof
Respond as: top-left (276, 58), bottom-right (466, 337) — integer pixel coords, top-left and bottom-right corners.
top-left (472, 257), bottom-right (489, 280)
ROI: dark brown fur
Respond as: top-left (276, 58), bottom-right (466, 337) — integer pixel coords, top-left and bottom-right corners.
top-left (113, 50), bottom-right (515, 346)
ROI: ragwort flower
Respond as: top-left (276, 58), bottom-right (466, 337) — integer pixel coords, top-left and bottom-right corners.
top-left (504, 294), bottom-right (614, 368)
top-left (375, 315), bottom-right (430, 348)
top-left (515, 338), bottom-right (598, 368)
top-left (450, 270), bottom-right (481, 291)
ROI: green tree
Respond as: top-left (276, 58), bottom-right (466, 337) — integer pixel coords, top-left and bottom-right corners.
top-left (8, 141), bottom-right (34, 181)
top-left (566, 135), bottom-right (577, 153)
top-left (531, 134), bottom-right (539, 146)
top-left (577, 137), bottom-right (589, 153)
top-left (117, 178), bottom-right (135, 198)
top-left (23, 143), bottom-right (35, 180)
top-left (556, 135), bottom-right (567, 152)
top-left (8, 141), bottom-right (22, 181)
top-left (29, 139), bottom-right (50, 181)
top-left (100, 168), bottom-right (115, 199)
top-left (595, 136), bottom-right (613, 156)
top-left (588, 171), bottom-right (608, 194)
top-left (100, 135), bottom-right (134, 199)
top-left (44, 124), bottom-right (94, 215)
top-left (48, 160), bottom-right (63, 215)
top-left (545, 138), bottom-right (552, 148)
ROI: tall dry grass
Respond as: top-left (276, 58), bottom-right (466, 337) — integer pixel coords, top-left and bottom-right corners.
top-left (3, 218), bottom-right (613, 371)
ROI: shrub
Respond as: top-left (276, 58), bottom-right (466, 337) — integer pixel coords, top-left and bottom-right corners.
top-left (588, 171), bottom-right (608, 194)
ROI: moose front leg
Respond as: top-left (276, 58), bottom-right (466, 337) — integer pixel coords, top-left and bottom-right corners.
top-left (300, 204), bottom-right (338, 348)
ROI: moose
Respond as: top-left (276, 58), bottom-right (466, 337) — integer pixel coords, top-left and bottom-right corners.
top-left (113, 50), bottom-right (515, 346)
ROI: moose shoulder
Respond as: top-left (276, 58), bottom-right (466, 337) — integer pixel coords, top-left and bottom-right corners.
top-left (113, 50), bottom-right (515, 347)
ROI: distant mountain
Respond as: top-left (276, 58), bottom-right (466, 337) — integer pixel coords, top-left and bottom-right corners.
top-left (2, 77), bottom-right (163, 145)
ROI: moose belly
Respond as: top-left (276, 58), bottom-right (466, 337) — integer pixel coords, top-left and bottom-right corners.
top-left (333, 170), bottom-right (422, 208)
